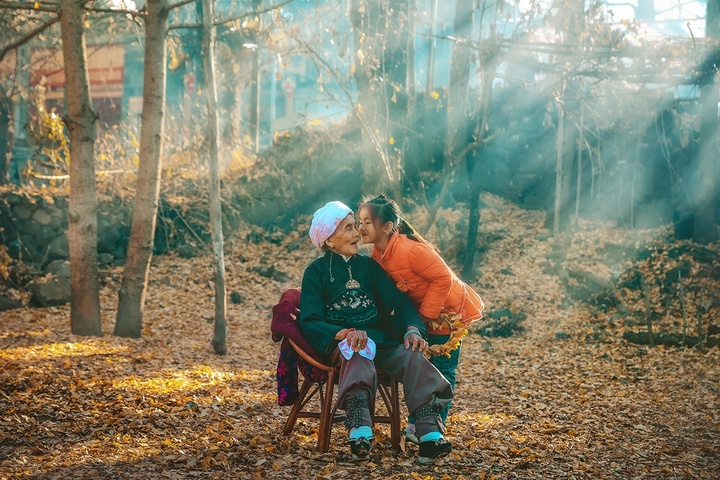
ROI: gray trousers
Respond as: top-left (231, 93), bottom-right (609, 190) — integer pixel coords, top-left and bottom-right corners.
top-left (333, 343), bottom-right (453, 439)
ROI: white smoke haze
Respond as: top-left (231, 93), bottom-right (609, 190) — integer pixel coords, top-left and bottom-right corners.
top-left (0, 0), bottom-right (713, 238)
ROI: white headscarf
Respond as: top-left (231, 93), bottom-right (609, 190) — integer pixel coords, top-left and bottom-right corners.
top-left (309, 201), bottom-right (353, 248)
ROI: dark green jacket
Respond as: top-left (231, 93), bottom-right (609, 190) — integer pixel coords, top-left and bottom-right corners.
top-left (299, 251), bottom-right (426, 357)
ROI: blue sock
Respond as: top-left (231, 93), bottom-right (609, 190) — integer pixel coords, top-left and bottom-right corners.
top-left (349, 425), bottom-right (373, 441)
top-left (419, 431), bottom-right (442, 443)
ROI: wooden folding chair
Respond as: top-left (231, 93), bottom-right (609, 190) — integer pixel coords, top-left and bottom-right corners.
top-left (282, 338), bottom-right (402, 452)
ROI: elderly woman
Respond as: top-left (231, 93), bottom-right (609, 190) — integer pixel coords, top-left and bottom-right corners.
top-left (299, 200), bottom-right (453, 464)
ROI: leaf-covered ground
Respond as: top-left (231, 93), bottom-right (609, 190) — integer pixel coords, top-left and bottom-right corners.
top-left (1, 194), bottom-right (719, 479)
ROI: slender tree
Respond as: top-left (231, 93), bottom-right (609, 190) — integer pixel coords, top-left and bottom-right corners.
top-left (59, 0), bottom-right (102, 336)
top-left (444, 0), bottom-right (473, 173)
top-left (546, 0), bottom-right (585, 234)
top-left (115, 0), bottom-right (170, 338)
top-left (450, 0), bottom-right (484, 281)
top-left (693, 0), bottom-right (719, 244)
top-left (462, 2), bottom-right (500, 281)
top-left (350, 0), bottom-right (381, 188)
top-left (202, 0), bottom-right (227, 355)
top-left (350, 0), bottom-right (411, 193)
top-left (552, 79), bottom-right (570, 236)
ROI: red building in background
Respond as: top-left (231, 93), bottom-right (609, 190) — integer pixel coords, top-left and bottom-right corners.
top-left (28, 44), bottom-right (126, 127)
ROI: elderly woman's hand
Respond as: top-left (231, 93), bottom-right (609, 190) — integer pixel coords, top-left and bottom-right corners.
top-left (404, 328), bottom-right (428, 353)
top-left (345, 329), bottom-right (368, 352)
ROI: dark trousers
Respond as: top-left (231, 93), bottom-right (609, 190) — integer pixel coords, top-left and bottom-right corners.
top-left (428, 334), bottom-right (461, 422)
top-left (333, 343), bottom-right (453, 439)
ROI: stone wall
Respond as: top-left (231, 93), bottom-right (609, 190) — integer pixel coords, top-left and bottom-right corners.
top-left (0, 189), bottom-right (229, 310)
top-left (0, 191), bottom-right (132, 268)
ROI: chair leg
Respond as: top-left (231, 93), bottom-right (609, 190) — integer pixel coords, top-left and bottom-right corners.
top-left (283, 378), bottom-right (314, 435)
top-left (317, 374), bottom-right (337, 452)
top-left (284, 370), bottom-right (398, 453)
top-left (389, 378), bottom-right (401, 452)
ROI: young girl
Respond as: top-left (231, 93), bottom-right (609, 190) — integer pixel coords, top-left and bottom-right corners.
top-left (357, 194), bottom-right (485, 441)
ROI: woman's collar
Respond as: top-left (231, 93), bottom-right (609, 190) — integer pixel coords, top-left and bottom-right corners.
top-left (326, 250), bottom-right (353, 262)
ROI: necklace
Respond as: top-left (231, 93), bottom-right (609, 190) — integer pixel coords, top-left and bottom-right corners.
top-left (328, 253), bottom-right (360, 289)
top-left (345, 266), bottom-right (360, 290)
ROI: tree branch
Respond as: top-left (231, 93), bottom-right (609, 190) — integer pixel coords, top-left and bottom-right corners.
top-left (0, 2), bottom-right (59, 13)
top-left (84, 6), bottom-right (145, 17)
top-left (292, 34), bottom-right (395, 181)
top-left (168, 0), bottom-right (293, 30)
top-left (0, 15), bottom-right (59, 63)
top-left (1, 2), bottom-right (146, 20)
top-left (167, 0), bottom-right (199, 12)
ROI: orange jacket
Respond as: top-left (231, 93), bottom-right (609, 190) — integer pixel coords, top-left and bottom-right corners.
top-left (370, 234), bottom-right (484, 336)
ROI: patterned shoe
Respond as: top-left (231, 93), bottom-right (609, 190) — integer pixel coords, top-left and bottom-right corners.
top-left (418, 437), bottom-right (452, 464)
top-left (349, 436), bottom-right (373, 461)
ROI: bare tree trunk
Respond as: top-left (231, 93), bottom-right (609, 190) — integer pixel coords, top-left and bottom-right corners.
top-left (386, 0), bottom-right (410, 200)
top-left (693, 84), bottom-right (718, 243)
top-left (402, 0), bottom-right (416, 206)
top-left (115, 0), bottom-right (169, 338)
top-left (549, 77), bottom-right (576, 236)
top-left (462, 37), bottom-right (497, 280)
top-left (574, 98), bottom-right (585, 225)
top-left (59, 0), bottom-right (101, 336)
top-left (249, 42), bottom-right (260, 153)
top-left (553, 85), bottom-right (566, 236)
top-left (202, 0), bottom-right (227, 355)
top-left (461, 0), bottom-right (504, 281)
top-left (692, 0), bottom-right (719, 243)
top-left (419, 0), bottom-right (475, 249)
top-left (9, 44), bottom-right (31, 185)
top-left (630, 140), bottom-right (641, 229)
top-left (422, 0), bottom-right (438, 170)
top-left (640, 271), bottom-right (654, 347)
top-left (444, 0), bottom-right (473, 173)
top-left (350, 0), bottom-right (401, 192)
top-left (547, 0), bottom-right (584, 235)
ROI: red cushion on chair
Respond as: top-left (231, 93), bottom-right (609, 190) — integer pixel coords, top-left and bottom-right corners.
top-left (271, 288), bottom-right (325, 363)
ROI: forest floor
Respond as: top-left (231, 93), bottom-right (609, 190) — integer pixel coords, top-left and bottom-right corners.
top-left (1, 194), bottom-right (719, 479)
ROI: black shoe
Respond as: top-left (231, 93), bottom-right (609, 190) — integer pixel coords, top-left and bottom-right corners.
top-left (349, 436), bottom-right (373, 460)
top-left (418, 437), bottom-right (452, 464)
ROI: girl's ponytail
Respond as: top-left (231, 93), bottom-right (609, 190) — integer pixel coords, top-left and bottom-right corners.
top-left (398, 217), bottom-right (427, 244)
